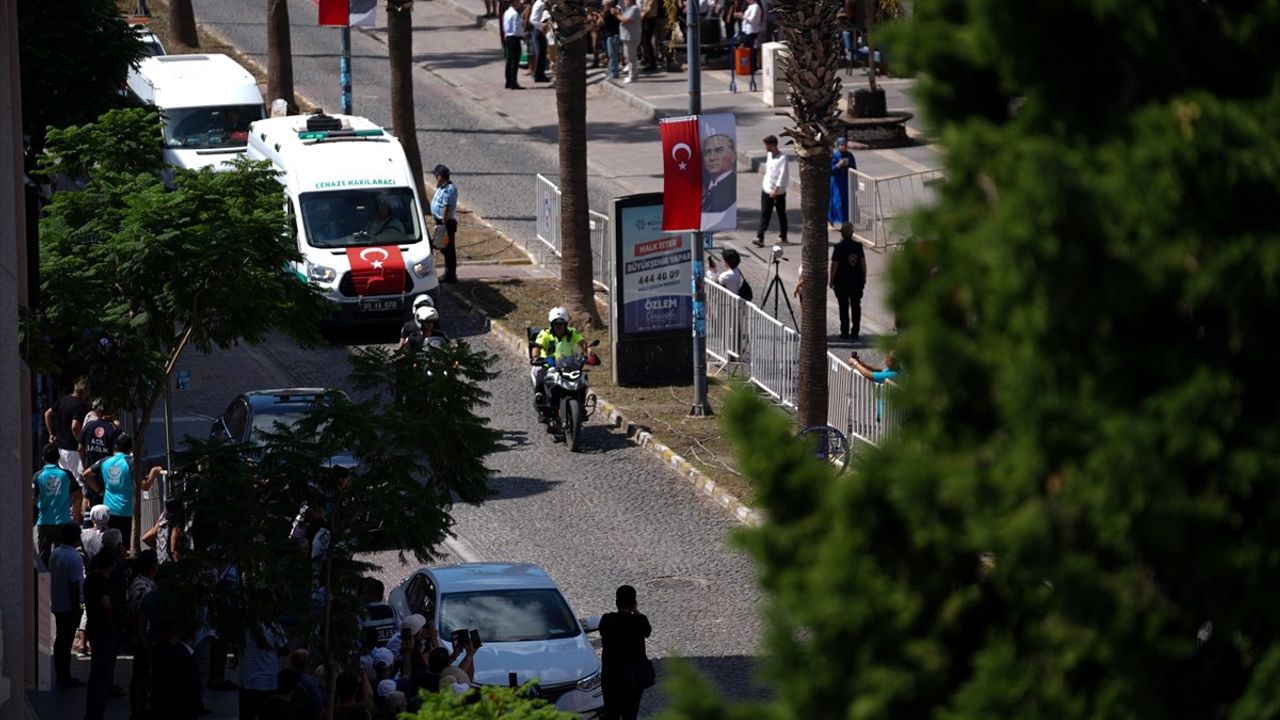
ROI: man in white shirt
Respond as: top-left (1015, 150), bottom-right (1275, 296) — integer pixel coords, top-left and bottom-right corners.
top-left (756, 134), bottom-right (789, 246)
top-left (501, 0), bottom-right (527, 90)
top-left (529, 0), bottom-right (552, 82)
top-left (736, 0), bottom-right (764, 71)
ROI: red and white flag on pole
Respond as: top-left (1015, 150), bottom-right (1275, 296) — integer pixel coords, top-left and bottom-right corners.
top-left (660, 116), bottom-right (701, 232)
top-left (318, 0), bottom-right (377, 27)
top-left (660, 113), bottom-right (737, 233)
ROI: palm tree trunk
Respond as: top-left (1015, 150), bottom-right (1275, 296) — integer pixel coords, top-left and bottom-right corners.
top-left (776, 0), bottom-right (843, 427)
top-left (550, 0), bottom-right (604, 328)
top-left (387, 0), bottom-right (428, 208)
top-left (267, 0), bottom-right (296, 112)
top-left (796, 155), bottom-right (829, 427)
top-left (169, 0), bottom-right (199, 48)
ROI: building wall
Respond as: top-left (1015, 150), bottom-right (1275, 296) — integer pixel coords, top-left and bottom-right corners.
top-left (0, 0), bottom-right (35, 716)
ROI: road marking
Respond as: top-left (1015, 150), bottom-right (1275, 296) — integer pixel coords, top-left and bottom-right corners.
top-left (877, 148), bottom-right (936, 174)
top-left (441, 534), bottom-right (483, 563)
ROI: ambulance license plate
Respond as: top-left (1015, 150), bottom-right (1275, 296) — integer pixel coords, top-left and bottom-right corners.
top-left (360, 298), bottom-right (401, 313)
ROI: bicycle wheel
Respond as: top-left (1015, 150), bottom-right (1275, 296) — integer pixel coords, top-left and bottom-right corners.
top-left (797, 424), bottom-right (851, 472)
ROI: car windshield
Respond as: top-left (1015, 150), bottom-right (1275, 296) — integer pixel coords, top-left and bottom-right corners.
top-left (439, 589), bottom-right (581, 643)
top-left (299, 189), bottom-right (422, 248)
top-left (249, 400), bottom-right (320, 440)
top-left (162, 104), bottom-right (263, 150)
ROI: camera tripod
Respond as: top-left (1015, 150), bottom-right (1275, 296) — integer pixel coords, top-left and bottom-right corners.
top-left (760, 255), bottom-right (798, 329)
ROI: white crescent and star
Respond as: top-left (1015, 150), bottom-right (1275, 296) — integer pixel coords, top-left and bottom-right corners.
top-left (671, 142), bottom-right (692, 171)
top-left (359, 246), bottom-right (390, 269)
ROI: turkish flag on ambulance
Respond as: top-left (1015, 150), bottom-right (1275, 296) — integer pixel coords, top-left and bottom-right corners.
top-left (660, 116), bottom-right (702, 232)
top-left (345, 245), bottom-right (406, 296)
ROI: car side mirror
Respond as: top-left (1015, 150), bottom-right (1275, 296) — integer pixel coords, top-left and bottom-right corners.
top-left (580, 615), bottom-right (601, 633)
top-left (588, 339), bottom-right (600, 348)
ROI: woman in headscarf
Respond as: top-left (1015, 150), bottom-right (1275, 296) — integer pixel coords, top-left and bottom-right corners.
top-left (828, 136), bottom-right (857, 227)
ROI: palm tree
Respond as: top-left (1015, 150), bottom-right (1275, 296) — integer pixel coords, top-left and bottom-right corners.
top-left (547, 0), bottom-right (604, 328)
top-left (169, 0), bottom-right (199, 48)
top-left (775, 0), bottom-right (843, 428)
top-left (386, 0), bottom-right (427, 205)
top-left (266, 0), bottom-right (296, 112)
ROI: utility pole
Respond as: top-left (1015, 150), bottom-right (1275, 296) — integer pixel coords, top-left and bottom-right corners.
top-left (687, 1), bottom-right (711, 417)
top-left (340, 26), bottom-right (353, 115)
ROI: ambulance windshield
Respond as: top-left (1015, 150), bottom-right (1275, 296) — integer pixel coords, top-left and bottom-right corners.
top-left (299, 189), bottom-right (422, 248)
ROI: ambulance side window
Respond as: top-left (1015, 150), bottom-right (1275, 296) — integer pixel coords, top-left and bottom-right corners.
top-left (286, 198), bottom-right (299, 243)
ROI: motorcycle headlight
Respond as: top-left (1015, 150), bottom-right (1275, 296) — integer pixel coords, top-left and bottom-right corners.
top-left (576, 669), bottom-right (601, 692)
top-left (307, 262), bottom-right (337, 283)
top-left (412, 258), bottom-right (435, 278)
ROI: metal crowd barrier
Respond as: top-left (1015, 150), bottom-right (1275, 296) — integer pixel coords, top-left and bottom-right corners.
top-left (848, 168), bottom-right (944, 250)
top-left (589, 210), bottom-right (611, 290)
top-left (534, 175), bottom-right (612, 290)
top-left (534, 173), bottom-right (562, 258)
top-left (705, 279), bottom-right (744, 367)
top-left (138, 470), bottom-right (167, 537)
top-left (744, 304), bottom-right (801, 409)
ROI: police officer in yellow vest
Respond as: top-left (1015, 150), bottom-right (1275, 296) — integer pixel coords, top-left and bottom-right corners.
top-left (530, 307), bottom-right (590, 405)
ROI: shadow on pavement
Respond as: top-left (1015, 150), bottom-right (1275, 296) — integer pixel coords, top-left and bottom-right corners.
top-left (486, 474), bottom-right (563, 500)
top-left (641, 654), bottom-right (771, 715)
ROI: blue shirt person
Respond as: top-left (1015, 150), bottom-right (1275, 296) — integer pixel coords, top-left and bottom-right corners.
top-left (34, 452), bottom-right (77, 526)
top-left (828, 136), bottom-right (857, 226)
top-left (850, 353), bottom-right (900, 421)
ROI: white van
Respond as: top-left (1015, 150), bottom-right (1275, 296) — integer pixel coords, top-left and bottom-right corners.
top-left (246, 112), bottom-right (439, 323)
top-left (125, 54), bottom-right (264, 171)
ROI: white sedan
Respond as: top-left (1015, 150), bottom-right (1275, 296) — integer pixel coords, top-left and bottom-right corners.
top-left (389, 562), bottom-right (604, 717)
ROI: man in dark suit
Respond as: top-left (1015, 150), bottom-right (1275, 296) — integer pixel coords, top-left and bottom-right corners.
top-left (152, 627), bottom-right (204, 720)
top-left (700, 133), bottom-right (737, 214)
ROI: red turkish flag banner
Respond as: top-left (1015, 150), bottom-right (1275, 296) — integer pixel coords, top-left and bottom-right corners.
top-left (344, 245), bottom-right (407, 296)
top-left (318, 0), bottom-right (350, 27)
top-left (660, 116), bottom-right (702, 232)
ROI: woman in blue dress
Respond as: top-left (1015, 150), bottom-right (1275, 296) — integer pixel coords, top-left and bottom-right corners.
top-left (828, 136), bottom-right (857, 227)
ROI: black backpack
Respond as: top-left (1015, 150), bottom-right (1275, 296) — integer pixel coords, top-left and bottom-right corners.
top-left (737, 278), bottom-right (754, 302)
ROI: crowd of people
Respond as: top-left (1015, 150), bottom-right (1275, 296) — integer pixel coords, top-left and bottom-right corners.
top-left (494, 0), bottom-right (874, 87)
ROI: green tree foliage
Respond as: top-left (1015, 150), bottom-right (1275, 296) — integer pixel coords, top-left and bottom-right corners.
top-left (166, 341), bottom-right (500, 677)
top-left (666, 1), bottom-right (1280, 718)
top-left (31, 107), bottom-right (330, 548)
top-left (17, 0), bottom-right (145, 161)
top-left (406, 682), bottom-right (576, 719)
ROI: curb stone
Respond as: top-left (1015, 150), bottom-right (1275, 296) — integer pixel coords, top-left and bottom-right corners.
top-left (442, 287), bottom-right (765, 528)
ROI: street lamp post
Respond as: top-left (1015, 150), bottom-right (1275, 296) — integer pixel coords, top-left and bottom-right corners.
top-left (687, 0), bottom-right (711, 417)
top-left (340, 26), bottom-right (353, 115)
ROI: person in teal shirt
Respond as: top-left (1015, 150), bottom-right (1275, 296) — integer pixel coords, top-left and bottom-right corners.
top-left (83, 433), bottom-right (161, 546)
top-left (34, 443), bottom-right (80, 564)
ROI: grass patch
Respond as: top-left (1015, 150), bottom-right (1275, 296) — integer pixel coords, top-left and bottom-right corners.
top-left (452, 277), bottom-right (755, 505)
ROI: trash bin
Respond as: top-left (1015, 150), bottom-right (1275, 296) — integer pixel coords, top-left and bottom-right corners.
top-left (734, 46), bottom-right (752, 75)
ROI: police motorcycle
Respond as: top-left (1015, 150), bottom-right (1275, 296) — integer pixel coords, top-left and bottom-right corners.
top-left (529, 330), bottom-right (600, 452)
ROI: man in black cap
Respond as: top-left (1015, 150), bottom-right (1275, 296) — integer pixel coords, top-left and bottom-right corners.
top-left (429, 164), bottom-right (459, 284)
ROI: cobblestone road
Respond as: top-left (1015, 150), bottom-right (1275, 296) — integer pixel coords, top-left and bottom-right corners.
top-left (155, 292), bottom-right (767, 715)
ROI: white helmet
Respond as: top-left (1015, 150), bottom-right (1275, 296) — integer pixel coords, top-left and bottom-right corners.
top-left (548, 307), bottom-right (570, 324)
top-left (412, 294), bottom-right (434, 311)
top-left (415, 306), bottom-right (440, 323)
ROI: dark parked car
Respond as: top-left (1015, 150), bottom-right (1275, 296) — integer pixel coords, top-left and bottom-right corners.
top-left (209, 388), bottom-right (357, 466)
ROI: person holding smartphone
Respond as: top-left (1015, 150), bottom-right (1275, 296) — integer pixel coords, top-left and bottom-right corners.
top-left (599, 585), bottom-right (653, 720)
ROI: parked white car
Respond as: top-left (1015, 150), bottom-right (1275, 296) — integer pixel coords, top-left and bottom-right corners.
top-left (388, 562), bottom-right (604, 716)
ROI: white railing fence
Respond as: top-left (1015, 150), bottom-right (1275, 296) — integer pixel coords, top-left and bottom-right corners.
top-left (848, 168), bottom-right (944, 250)
top-left (534, 173), bottom-right (562, 258)
top-left (534, 175), bottom-right (612, 290)
top-left (705, 279), bottom-right (899, 447)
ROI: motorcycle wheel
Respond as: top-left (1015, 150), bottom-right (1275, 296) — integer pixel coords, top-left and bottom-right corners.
top-left (562, 397), bottom-right (583, 452)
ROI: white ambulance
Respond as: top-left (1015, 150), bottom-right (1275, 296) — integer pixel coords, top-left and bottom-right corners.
top-left (125, 54), bottom-right (265, 171)
top-left (246, 112), bottom-right (439, 323)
